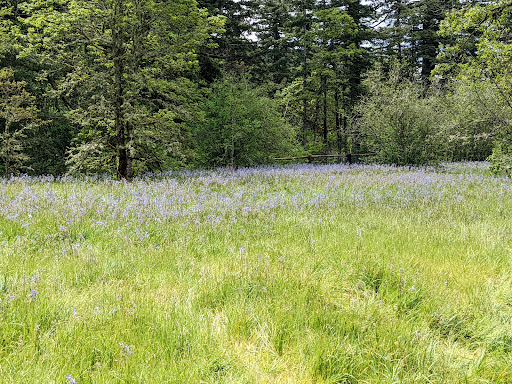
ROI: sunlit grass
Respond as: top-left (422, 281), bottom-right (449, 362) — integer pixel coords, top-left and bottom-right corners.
top-left (1, 162), bottom-right (512, 383)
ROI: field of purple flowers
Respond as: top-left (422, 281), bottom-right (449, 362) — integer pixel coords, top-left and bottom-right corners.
top-left (1, 162), bottom-right (511, 383)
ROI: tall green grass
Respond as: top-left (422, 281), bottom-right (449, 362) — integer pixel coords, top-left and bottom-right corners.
top-left (0, 162), bottom-right (511, 383)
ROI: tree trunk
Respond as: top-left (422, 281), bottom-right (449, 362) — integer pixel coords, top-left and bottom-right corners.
top-left (113, 0), bottom-right (131, 180)
top-left (322, 76), bottom-right (327, 143)
top-left (420, 14), bottom-right (434, 82)
top-left (4, 121), bottom-right (10, 178)
top-left (302, 4), bottom-right (308, 150)
top-left (125, 122), bottom-right (133, 180)
top-left (313, 95), bottom-right (320, 144)
top-left (302, 64), bottom-right (307, 149)
top-left (343, 114), bottom-right (347, 153)
top-left (335, 88), bottom-right (341, 153)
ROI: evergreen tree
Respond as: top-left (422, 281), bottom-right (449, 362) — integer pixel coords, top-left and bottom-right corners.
top-left (310, 6), bottom-right (359, 148)
top-left (374, 0), bottom-right (461, 80)
top-left (287, 0), bottom-right (317, 148)
top-left (197, 0), bottom-right (256, 77)
top-left (0, 67), bottom-right (41, 176)
top-left (343, 0), bottom-right (373, 102)
top-left (18, 0), bottom-right (223, 178)
top-left (252, 0), bottom-right (294, 86)
top-left (282, 0), bottom-right (371, 151)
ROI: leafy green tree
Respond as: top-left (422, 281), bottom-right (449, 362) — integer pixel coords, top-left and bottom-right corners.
top-left (18, 0), bottom-right (223, 179)
top-left (355, 65), bottom-right (445, 165)
top-left (194, 77), bottom-right (300, 167)
top-left (0, 5), bottom-right (11, 57)
top-left (0, 1), bottom-right (74, 176)
top-left (437, 0), bottom-right (512, 173)
top-left (440, 79), bottom-right (502, 161)
top-left (0, 67), bottom-right (41, 176)
top-left (488, 142), bottom-right (512, 176)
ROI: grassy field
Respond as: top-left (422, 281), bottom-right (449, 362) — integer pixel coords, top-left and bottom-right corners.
top-left (0, 162), bottom-right (511, 383)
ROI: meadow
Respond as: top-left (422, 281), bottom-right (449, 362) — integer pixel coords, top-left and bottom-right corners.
top-left (0, 162), bottom-right (511, 383)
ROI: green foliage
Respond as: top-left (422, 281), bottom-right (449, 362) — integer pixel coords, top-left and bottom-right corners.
top-left (17, 0), bottom-right (224, 178)
top-left (434, 1), bottom-right (512, 170)
top-left (374, 0), bottom-right (461, 80)
top-left (0, 67), bottom-right (41, 176)
top-left (0, 5), bottom-right (12, 57)
top-left (251, 0), bottom-right (294, 86)
top-left (28, 119), bottom-right (73, 176)
top-left (488, 142), bottom-right (512, 177)
top-left (0, 0), bottom-right (507, 174)
top-left (441, 79), bottom-right (504, 161)
top-left (193, 77), bottom-right (300, 167)
top-left (356, 65), bottom-right (444, 165)
top-left (196, 0), bottom-right (256, 77)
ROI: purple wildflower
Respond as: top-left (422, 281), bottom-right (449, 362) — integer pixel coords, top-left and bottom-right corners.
top-left (28, 288), bottom-right (38, 302)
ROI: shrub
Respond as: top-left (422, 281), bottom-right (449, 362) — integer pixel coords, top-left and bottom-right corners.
top-left (355, 68), bottom-right (445, 166)
top-left (194, 77), bottom-right (300, 167)
top-left (488, 142), bottom-right (512, 177)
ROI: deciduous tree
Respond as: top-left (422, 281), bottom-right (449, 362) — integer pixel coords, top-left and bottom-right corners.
top-left (437, 0), bottom-right (512, 173)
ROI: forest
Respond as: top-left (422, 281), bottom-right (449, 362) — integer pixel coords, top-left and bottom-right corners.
top-left (1, 0), bottom-right (512, 179)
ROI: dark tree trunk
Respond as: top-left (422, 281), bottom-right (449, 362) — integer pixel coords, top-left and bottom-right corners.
top-left (302, 94), bottom-right (307, 149)
top-left (420, 14), bottom-right (435, 82)
top-left (343, 114), bottom-right (347, 152)
top-left (302, 58), bottom-right (307, 149)
top-left (4, 122), bottom-right (10, 178)
top-left (302, 4), bottom-right (308, 150)
top-left (335, 88), bottom-right (341, 153)
top-left (113, 0), bottom-right (131, 180)
top-left (323, 76), bottom-right (328, 143)
top-left (312, 95), bottom-right (321, 144)
top-left (125, 122), bottom-right (133, 180)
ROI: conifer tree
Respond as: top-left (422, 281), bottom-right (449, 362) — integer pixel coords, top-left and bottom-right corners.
top-left (197, 0), bottom-right (256, 77)
top-left (0, 67), bottom-right (40, 176)
top-left (252, 0), bottom-right (294, 85)
top-left (374, 0), bottom-right (461, 80)
top-left (18, 0), bottom-right (223, 179)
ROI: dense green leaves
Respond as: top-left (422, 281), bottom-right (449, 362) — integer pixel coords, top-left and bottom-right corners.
top-left (1, 0), bottom-right (511, 175)
top-left (0, 67), bottom-right (41, 176)
top-left (356, 66), bottom-right (445, 165)
top-left (194, 77), bottom-right (300, 167)
top-left (17, 0), bottom-right (223, 178)
top-left (0, 5), bottom-right (11, 57)
top-left (437, 0), bottom-right (512, 174)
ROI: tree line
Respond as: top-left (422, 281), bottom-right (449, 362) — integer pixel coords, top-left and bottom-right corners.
top-left (1, 0), bottom-right (512, 178)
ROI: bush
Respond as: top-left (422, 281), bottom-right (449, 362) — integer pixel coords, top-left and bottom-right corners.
top-left (441, 80), bottom-right (504, 162)
top-left (488, 142), bottom-right (512, 177)
top-left (193, 77), bottom-right (300, 167)
top-left (355, 68), bottom-right (445, 166)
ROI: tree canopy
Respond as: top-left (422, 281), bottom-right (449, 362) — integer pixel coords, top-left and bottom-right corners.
top-left (2, 0), bottom-right (512, 176)
top-left (16, 0), bottom-right (224, 179)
